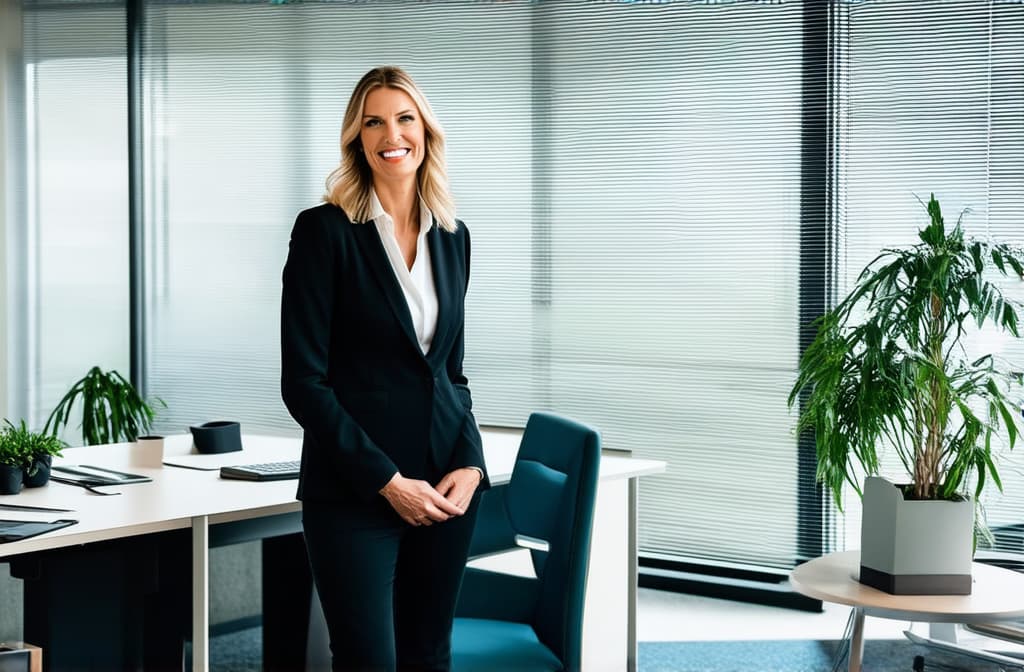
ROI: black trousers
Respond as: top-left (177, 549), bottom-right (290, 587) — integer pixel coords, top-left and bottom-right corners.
top-left (302, 494), bottom-right (481, 672)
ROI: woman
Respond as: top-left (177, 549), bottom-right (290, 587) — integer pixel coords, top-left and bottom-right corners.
top-left (281, 66), bottom-right (489, 671)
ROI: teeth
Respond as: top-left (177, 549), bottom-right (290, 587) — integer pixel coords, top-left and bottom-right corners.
top-left (382, 149), bottom-right (408, 158)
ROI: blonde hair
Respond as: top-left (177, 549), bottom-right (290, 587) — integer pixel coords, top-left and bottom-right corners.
top-left (324, 66), bottom-right (457, 232)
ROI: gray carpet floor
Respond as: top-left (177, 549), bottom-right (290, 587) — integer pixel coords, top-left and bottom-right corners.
top-left (209, 627), bottom-right (1020, 671)
top-left (641, 639), bottom-right (1016, 671)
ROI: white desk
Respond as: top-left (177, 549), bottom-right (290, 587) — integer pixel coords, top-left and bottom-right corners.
top-left (790, 550), bottom-right (1024, 672)
top-left (0, 431), bottom-right (663, 672)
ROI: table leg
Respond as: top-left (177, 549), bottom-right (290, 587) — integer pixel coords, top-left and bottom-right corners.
top-left (929, 623), bottom-right (958, 642)
top-left (192, 516), bottom-right (210, 672)
top-left (627, 477), bottom-right (639, 672)
top-left (849, 607), bottom-right (865, 672)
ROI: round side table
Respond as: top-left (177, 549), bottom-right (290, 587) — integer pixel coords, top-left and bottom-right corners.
top-left (790, 550), bottom-right (1024, 671)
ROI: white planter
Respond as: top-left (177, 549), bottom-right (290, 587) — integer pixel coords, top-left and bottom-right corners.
top-left (859, 476), bottom-right (974, 595)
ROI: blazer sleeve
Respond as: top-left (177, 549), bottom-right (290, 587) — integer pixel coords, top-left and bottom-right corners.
top-left (280, 209), bottom-right (399, 500)
top-left (446, 224), bottom-right (490, 489)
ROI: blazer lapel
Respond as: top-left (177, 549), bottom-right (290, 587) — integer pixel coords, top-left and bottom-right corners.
top-left (427, 223), bottom-right (452, 364)
top-left (351, 222), bottom-right (421, 352)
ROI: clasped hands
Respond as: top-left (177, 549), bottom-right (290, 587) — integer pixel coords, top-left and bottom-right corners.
top-left (379, 467), bottom-right (482, 527)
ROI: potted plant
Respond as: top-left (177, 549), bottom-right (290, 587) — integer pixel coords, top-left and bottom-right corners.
top-left (1, 419), bottom-right (66, 487)
top-left (0, 425), bottom-right (30, 495)
top-left (44, 366), bottom-right (164, 446)
top-left (789, 194), bottom-right (1024, 595)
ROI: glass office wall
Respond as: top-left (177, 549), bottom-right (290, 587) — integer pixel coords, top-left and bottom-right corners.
top-left (538, 3), bottom-right (805, 567)
top-left (834, 0), bottom-right (1024, 556)
top-left (138, 0), bottom-right (806, 570)
top-left (18, 2), bottom-right (129, 439)
top-left (13, 0), bottom-right (1023, 576)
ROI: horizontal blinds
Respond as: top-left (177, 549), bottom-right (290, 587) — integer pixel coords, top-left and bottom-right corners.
top-left (16, 0), bottom-right (1024, 573)
top-left (139, 1), bottom-right (536, 435)
top-left (835, 0), bottom-right (1024, 558)
top-left (136, 0), bottom-right (808, 569)
top-left (532, 2), bottom-right (806, 568)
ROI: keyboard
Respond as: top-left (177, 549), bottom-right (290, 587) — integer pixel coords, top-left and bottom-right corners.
top-left (220, 460), bottom-right (301, 482)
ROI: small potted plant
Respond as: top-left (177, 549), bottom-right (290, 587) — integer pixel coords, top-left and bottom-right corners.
top-left (44, 366), bottom-right (163, 445)
top-left (789, 194), bottom-right (1024, 595)
top-left (0, 423), bottom-right (32, 495)
top-left (0, 420), bottom-right (66, 488)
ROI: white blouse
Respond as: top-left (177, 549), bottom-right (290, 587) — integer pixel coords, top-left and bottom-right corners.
top-left (366, 190), bottom-right (439, 355)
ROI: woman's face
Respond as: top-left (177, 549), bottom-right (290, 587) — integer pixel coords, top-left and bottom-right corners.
top-left (359, 86), bottom-right (426, 187)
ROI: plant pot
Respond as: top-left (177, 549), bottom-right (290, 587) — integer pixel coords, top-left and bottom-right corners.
top-left (0, 464), bottom-right (25, 495)
top-left (859, 476), bottom-right (974, 595)
top-left (131, 436), bottom-right (165, 468)
top-left (23, 454), bottom-right (53, 488)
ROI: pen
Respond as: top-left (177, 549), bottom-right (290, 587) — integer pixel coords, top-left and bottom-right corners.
top-left (0, 503), bottom-right (75, 513)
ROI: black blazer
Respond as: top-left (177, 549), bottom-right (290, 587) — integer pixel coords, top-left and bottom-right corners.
top-left (280, 203), bottom-right (490, 505)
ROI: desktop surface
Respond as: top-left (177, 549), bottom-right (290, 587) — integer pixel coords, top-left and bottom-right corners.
top-left (0, 432), bottom-right (662, 558)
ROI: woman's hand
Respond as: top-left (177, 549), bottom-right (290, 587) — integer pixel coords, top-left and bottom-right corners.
top-left (379, 473), bottom-right (464, 527)
top-left (436, 467), bottom-right (483, 512)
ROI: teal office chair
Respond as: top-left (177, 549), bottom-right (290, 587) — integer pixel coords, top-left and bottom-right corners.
top-left (452, 412), bottom-right (601, 672)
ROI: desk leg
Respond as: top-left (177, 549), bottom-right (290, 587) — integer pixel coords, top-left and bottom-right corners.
top-left (192, 516), bottom-right (210, 672)
top-left (627, 477), bottom-right (639, 672)
top-left (849, 607), bottom-right (865, 672)
top-left (929, 623), bottom-right (958, 642)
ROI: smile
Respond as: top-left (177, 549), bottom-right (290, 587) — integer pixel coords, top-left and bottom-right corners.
top-left (380, 148), bottom-right (410, 159)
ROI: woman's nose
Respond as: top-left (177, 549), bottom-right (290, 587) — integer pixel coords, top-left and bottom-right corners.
top-left (384, 124), bottom-right (402, 145)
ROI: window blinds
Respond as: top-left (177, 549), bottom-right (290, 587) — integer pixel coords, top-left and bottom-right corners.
top-left (834, 0), bottom-right (1024, 558)
top-left (134, 0), bottom-right (807, 570)
top-left (17, 0), bottom-right (1023, 573)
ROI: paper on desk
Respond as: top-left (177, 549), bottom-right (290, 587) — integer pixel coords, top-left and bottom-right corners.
top-left (0, 510), bottom-right (61, 522)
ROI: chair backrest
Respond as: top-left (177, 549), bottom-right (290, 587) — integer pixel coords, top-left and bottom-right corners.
top-left (504, 412), bottom-right (601, 669)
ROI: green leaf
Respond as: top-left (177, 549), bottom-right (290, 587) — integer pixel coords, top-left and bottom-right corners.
top-left (992, 248), bottom-right (1006, 274)
top-left (1005, 254), bottom-right (1024, 279)
top-left (1003, 303), bottom-right (1020, 337)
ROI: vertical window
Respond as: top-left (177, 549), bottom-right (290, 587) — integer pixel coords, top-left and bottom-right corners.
top-left (21, 2), bottom-right (129, 434)
top-left (536, 3), bottom-right (805, 568)
top-left (835, 0), bottom-right (1024, 556)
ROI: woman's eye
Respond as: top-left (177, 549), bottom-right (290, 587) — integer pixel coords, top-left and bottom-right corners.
top-left (400, 115), bottom-right (415, 123)
top-left (365, 119), bottom-right (381, 127)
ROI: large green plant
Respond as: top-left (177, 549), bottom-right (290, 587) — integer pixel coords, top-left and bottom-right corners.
top-left (44, 366), bottom-right (163, 445)
top-left (789, 195), bottom-right (1024, 508)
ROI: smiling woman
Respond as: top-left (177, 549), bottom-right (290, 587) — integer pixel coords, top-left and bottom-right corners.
top-left (281, 65), bottom-right (489, 671)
